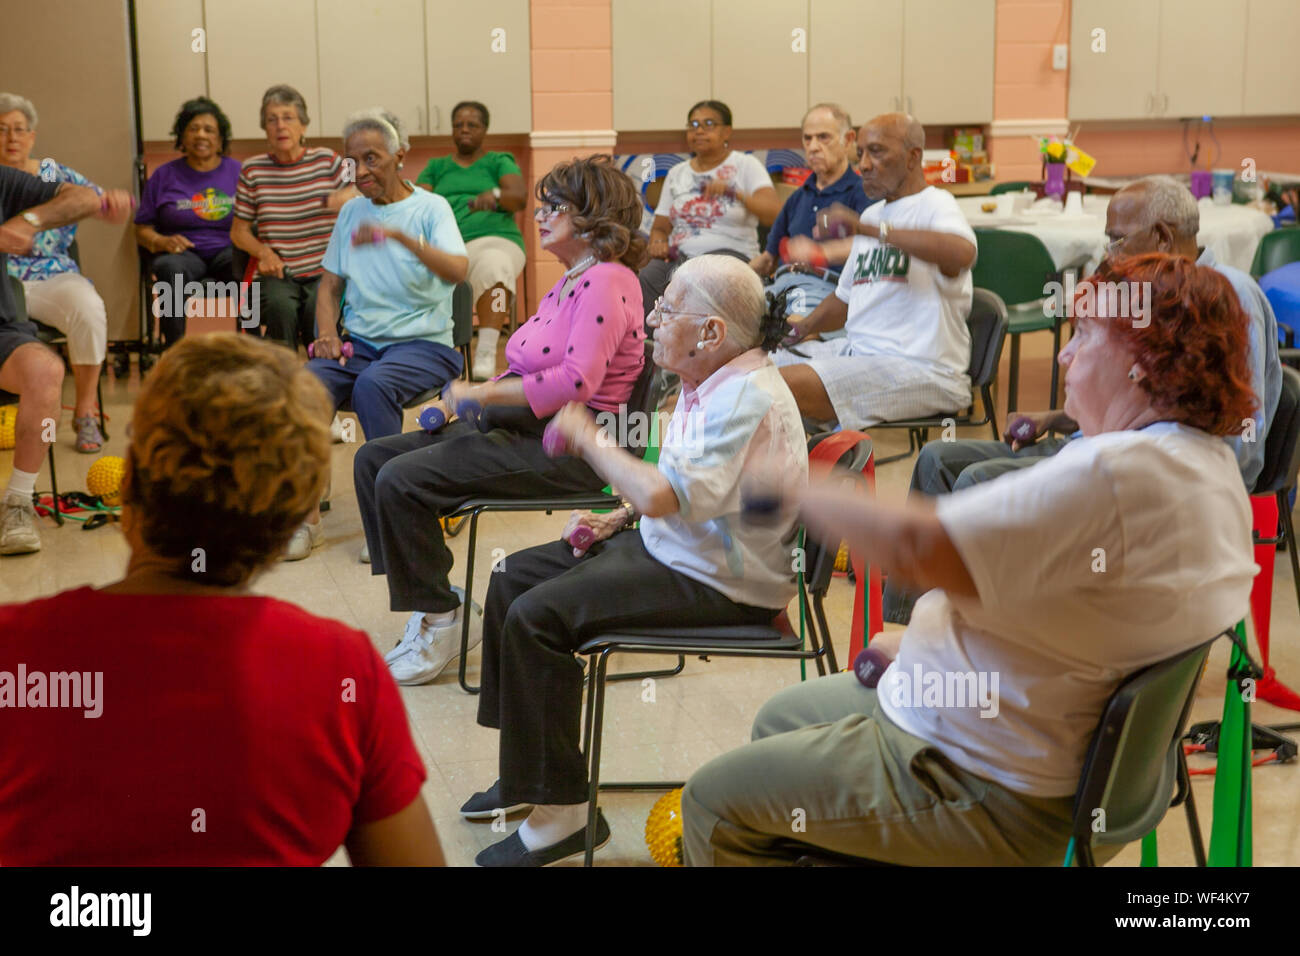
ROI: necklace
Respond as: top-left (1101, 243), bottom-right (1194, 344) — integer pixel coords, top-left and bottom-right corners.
top-left (564, 254), bottom-right (597, 277)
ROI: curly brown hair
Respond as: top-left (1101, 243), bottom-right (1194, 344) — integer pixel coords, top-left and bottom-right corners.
top-left (1077, 253), bottom-right (1257, 436)
top-left (122, 333), bottom-right (333, 586)
top-left (535, 154), bottom-right (647, 270)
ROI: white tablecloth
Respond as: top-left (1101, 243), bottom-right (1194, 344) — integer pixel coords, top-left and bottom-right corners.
top-left (956, 194), bottom-right (1274, 274)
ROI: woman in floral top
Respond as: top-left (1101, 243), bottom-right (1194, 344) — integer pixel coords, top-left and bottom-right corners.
top-left (0, 93), bottom-right (129, 452)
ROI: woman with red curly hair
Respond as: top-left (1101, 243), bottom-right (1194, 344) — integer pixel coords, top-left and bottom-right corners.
top-left (682, 253), bottom-right (1259, 867)
top-left (0, 334), bottom-right (442, 866)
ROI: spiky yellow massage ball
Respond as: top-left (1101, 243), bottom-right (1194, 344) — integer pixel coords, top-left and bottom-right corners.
top-left (86, 455), bottom-right (126, 506)
top-left (0, 404), bottom-right (15, 450)
top-left (645, 787), bottom-right (685, 867)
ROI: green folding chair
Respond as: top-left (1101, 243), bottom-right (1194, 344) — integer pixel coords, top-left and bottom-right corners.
top-left (989, 180), bottom-right (1034, 195)
top-left (971, 228), bottom-right (1063, 412)
top-left (1250, 226), bottom-right (1300, 279)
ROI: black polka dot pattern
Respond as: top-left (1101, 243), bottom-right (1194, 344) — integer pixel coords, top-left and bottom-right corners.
top-left (583, 281), bottom-right (590, 288)
top-left (574, 380), bottom-right (583, 389)
top-left (536, 374), bottom-right (544, 382)
top-left (596, 315), bottom-right (603, 323)
top-left (542, 347), bottom-right (550, 354)
top-left (568, 346), bottom-right (574, 353)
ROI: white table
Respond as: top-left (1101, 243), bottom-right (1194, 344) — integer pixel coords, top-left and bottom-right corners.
top-left (956, 194), bottom-right (1274, 274)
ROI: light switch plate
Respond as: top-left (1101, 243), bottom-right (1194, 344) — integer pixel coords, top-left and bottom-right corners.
top-left (1052, 44), bottom-right (1068, 70)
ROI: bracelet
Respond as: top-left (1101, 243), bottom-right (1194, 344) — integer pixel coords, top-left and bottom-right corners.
top-left (620, 499), bottom-right (638, 528)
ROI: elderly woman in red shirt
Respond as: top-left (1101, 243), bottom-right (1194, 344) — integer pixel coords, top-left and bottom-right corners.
top-left (353, 155), bottom-right (647, 687)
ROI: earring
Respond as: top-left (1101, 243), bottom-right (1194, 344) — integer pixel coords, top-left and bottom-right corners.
top-left (696, 341), bottom-right (705, 350)
top-left (1128, 370), bottom-right (1138, 380)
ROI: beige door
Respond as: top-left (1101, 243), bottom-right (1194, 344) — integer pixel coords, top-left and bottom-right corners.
top-left (1241, 0), bottom-right (1300, 116)
top-left (901, 0), bottom-right (995, 125)
top-left (612, 0), bottom-right (711, 132)
top-left (711, 0), bottom-right (810, 130)
top-left (1157, 0), bottom-right (1247, 118)
top-left (424, 0), bottom-right (532, 135)
top-left (1068, 0), bottom-right (1160, 120)
top-left (204, 0), bottom-right (321, 140)
top-left (808, 0), bottom-right (903, 126)
top-left (136, 0), bottom-right (209, 142)
top-left (317, 0), bottom-right (426, 140)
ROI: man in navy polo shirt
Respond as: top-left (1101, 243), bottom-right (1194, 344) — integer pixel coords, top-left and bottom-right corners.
top-left (750, 103), bottom-right (872, 321)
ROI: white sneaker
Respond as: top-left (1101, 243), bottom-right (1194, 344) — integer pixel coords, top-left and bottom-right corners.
top-left (0, 493), bottom-right (41, 555)
top-left (387, 588), bottom-right (484, 685)
top-left (282, 520), bottom-right (324, 561)
top-left (359, 542), bottom-right (370, 564)
top-left (330, 415), bottom-right (344, 443)
top-left (471, 346), bottom-right (497, 382)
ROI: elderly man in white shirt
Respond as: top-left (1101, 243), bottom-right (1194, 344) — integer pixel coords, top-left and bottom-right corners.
top-left (683, 253), bottom-right (1256, 866)
top-left (460, 255), bottom-right (808, 867)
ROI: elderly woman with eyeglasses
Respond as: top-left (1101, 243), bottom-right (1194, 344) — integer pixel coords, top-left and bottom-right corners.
top-left (353, 155), bottom-right (646, 687)
top-left (638, 100), bottom-right (781, 316)
top-left (1, 92), bottom-right (133, 453)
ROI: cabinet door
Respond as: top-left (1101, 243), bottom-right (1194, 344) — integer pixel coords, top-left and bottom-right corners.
top-left (317, 0), bottom-right (426, 139)
top-left (901, 0), bottom-right (994, 125)
top-left (136, 0), bottom-right (209, 141)
top-left (424, 0), bottom-right (532, 135)
top-left (808, 0), bottom-right (902, 125)
top-left (711, 0), bottom-right (809, 130)
top-left (1158, 0), bottom-right (1246, 117)
top-left (1241, 0), bottom-right (1300, 116)
top-left (1068, 0), bottom-right (1160, 120)
top-left (204, 0), bottom-right (321, 140)
top-left (612, 0), bottom-right (711, 131)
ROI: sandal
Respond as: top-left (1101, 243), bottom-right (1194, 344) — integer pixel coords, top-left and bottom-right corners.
top-left (73, 416), bottom-right (104, 454)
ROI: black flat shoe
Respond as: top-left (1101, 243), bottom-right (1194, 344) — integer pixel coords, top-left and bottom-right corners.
top-left (459, 780), bottom-right (532, 820)
top-left (475, 810), bottom-right (611, 867)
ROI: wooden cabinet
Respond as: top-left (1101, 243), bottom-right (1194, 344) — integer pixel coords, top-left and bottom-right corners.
top-left (135, 0), bottom-right (209, 141)
top-left (612, 0), bottom-right (711, 132)
top-left (317, 0), bottom-right (426, 140)
top-left (1242, 0), bottom-right (1300, 116)
top-left (424, 0), bottom-right (532, 135)
top-left (808, 0), bottom-right (902, 125)
top-left (1157, 0), bottom-right (1246, 118)
top-left (204, 0), bottom-right (322, 140)
top-left (711, 0), bottom-right (809, 129)
top-left (902, 0), bottom-right (994, 126)
top-left (1068, 0), bottom-right (1160, 120)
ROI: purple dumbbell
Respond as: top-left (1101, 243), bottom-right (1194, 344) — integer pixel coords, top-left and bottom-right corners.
top-left (308, 341), bottom-right (354, 360)
top-left (542, 420), bottom-right (569, 458)
top-left (568, 525), bottom-right (596, 551)
top-left (417, 405), bottom-right (447, 433)
top-left (1007, 416), bottom-right (1037, 446)
top-left (439, 385), bottom-right (482, 430)
top-left (352, 225), bottom-right (386, 246)
top-left (853, 646), bottom-right (891, 689)
top-left (740, 487), bottom-right (785, 525)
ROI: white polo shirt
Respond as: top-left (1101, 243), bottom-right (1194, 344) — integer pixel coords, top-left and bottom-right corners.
top-left (640, 349), bottom-right (808, 610)
top-left (878, 423), bottom-right (1256, 797)
top-left (835, 186), bottom-right (976, 379)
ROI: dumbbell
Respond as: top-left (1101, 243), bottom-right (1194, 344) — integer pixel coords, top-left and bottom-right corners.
top-left (567, 524), bottom-right (596, 551)
top-left (778, 237), bottom-right (828, 271)
top-left (852, 646), bottom-right (891, 689)
top-left (1007, 416), bottom-right (1038, 446)
top-left (418, 387), bottom-right (482, 433)
top-left (307, 341), bottom-right (354, 360)
top-left (739, 485), bottom-right (786, 526)
top-left (541, 420), bottom-right (570, 458)
top-left (351, 225), bottom-right (386, 246)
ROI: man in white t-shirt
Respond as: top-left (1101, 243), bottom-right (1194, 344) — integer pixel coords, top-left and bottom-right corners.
top-left (772, 113), bottom-right (977, 429)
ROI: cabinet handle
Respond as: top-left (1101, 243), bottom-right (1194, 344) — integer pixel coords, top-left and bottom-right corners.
top-left (1161, 92), bottom-right (1169, 114)
top-left (906, 95), bottom-right (913, 114)
top-left (415, 105), bottom-right (424, 133)
top-left (1146, 92), bottom-right (1154, 114)
top-left (893, 95), bottom-right (900, 111)
top-left (431, 105), bottom-right (440, 131)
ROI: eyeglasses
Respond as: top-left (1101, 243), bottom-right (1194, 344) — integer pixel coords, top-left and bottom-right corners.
top-left (648, 296), bottom-right (713, 324)
top-left (686, 119), bottom-right (721, 131)
top-left (0, 125), bottom-right (32, 138)
top-left (1106, 223), bottom-right (1161, 255)
top-left (533, 202), bottom-right (573, 220)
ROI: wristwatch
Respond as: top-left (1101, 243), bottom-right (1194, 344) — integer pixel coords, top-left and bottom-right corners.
top-left (21, 211), bottom-right (41, 230)
top-left (619, 498), bottom-right (638, 529)
top-left (491, 186), bottom-right (502, 209)
top-left (878, 220), bottom-right (893, 244)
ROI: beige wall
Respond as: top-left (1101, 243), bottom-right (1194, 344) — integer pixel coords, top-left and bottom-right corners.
top-left (5, 0), bottom-right (139, 342)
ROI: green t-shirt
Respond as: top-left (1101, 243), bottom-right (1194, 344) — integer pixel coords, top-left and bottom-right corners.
top-left (416, 152), bottom-right (524, 250)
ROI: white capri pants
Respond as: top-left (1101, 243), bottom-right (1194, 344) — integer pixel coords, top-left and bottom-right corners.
top-left (21, 272), bottom-right (108, 366)
top-left (465, 235), bottom-right (526, 304)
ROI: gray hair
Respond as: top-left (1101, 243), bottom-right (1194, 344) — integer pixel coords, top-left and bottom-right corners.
top-left (1130, 175), bottom-right (1200, 238)
top-left (0, 92), bottom-right (37, 130)
top-left (803, 102), bottom-right (852, 137)
top-left (342, 107), bottom-right (408, 154)
top-left (673, 255), bottom-right (767, 350)
top-left (260, 84), bottom-right (309, 129)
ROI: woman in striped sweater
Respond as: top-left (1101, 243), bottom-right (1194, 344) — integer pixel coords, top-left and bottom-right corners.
top-left (231, 85), bottom-right (358, 351)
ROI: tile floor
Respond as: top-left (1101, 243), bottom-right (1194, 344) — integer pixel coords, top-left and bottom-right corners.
top-left (2, 342), bottom-right (1298, 867)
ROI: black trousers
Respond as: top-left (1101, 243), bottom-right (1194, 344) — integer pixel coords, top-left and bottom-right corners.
top-left (477, 532), bottom-right (777, 806)
top-left (257, 274), bottom-right (320, 350)
top-left (353, 408), bottom-right (605, 614)
top-left (150, 247), bottom-right (234, 347)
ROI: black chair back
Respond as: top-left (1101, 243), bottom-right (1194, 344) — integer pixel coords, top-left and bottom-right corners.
top-left (1071, 636), bottom-right (1218, 854)
top-left (1252, 365), bottom-right (1300, 496)
top-left (968, 288), bottom-right (1009, 388)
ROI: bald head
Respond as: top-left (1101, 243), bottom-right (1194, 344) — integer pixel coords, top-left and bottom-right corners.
top-left (857, 112), bottom-right (927, 201)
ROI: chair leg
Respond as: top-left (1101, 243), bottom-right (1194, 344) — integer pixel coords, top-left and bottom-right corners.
top-left (1178, 745), bottom-right (1207, 867)
top-left (96, 375), bottom-right (107, 441)
top-left (457, 510), bottom-right (483, 695)
top-left (812, 596), bottom-right (839, 674)
top-left (1278, 490), bottom-right (1300, 618)
top-left (1007, 332), bottom-right (1021, 413)
top-left (584, 650), bottom-right (613, 867)
top-left (47, 444), bottom-right (63, 526)
top-left (1049, 322), bottom-right (1064, 410)
top-left (984, 385), bottom-right (999, 440)
top-left (607, 655), bottom-right (686, 683)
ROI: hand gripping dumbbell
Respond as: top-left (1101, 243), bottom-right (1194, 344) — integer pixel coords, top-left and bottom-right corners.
top-left (307, 341), bottom-right (354, 360)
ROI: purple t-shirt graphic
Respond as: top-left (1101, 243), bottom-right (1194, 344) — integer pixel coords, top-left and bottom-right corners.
top-left (135, 156), bottom-right (241, 257)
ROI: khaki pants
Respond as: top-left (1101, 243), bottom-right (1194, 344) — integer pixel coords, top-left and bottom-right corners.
top-left (682, 672), bottom-right (1119, 866)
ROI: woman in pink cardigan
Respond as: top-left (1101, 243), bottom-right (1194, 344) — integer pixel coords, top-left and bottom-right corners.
top-left (353, 155), bottom-right (647, 686)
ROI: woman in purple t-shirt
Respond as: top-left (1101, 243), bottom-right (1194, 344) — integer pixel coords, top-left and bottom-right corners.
top-left (133, 97), bottom-right (240, 348)
top-left (352, 156), bottom-right (647, 687)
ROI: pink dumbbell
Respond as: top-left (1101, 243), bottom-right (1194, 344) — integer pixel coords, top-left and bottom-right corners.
top-left (542, 420), bottom-right (570, 458)
top-left (568, 525), bottom-right (596, 551)
top-left (1007, 416), bottom-right (1037, 446)
top-left (351, 226), bottom-right (386, 246)
top-left (308, 341), bottom-right (354, 359)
